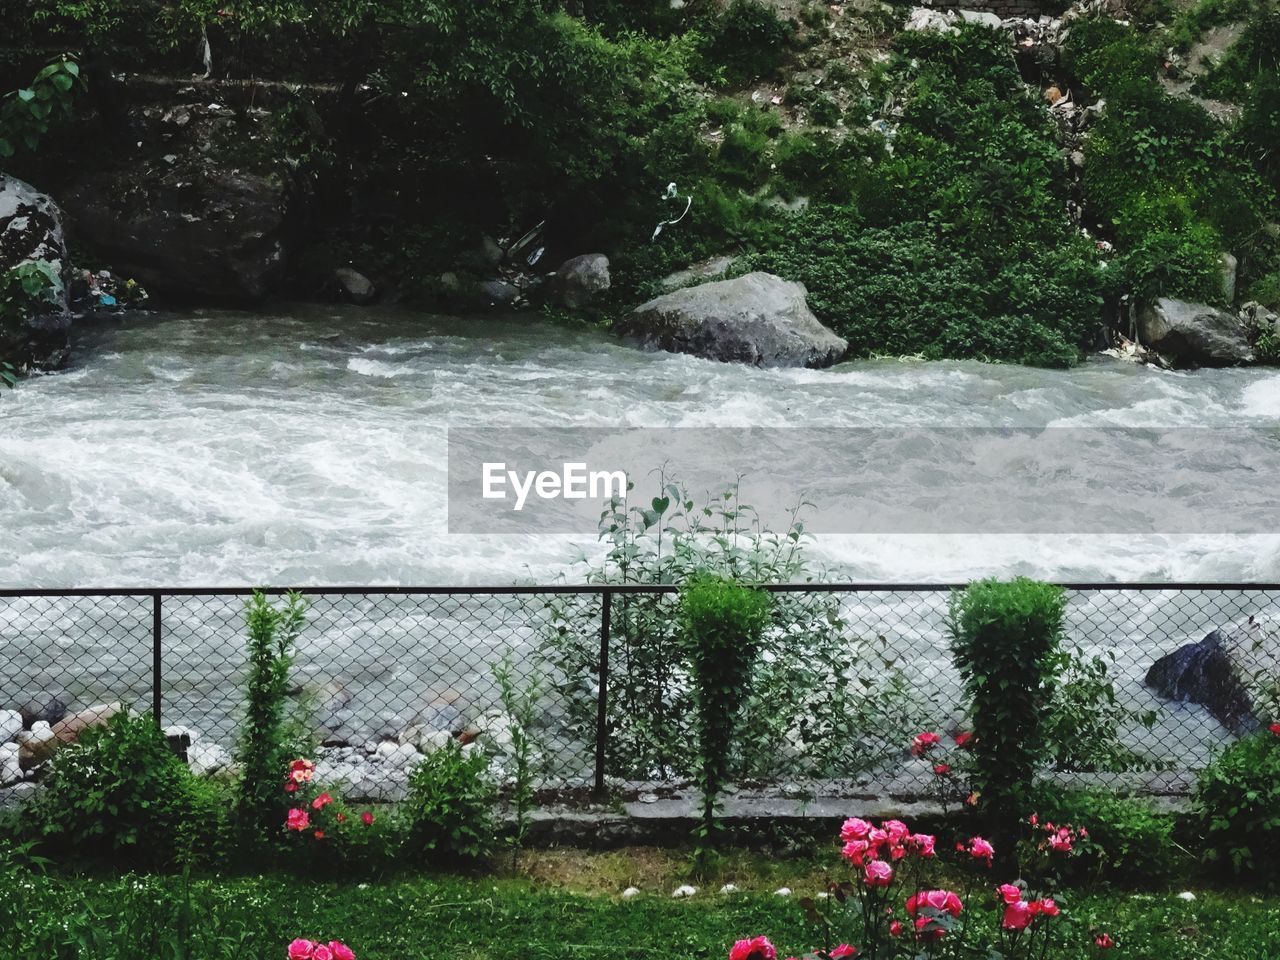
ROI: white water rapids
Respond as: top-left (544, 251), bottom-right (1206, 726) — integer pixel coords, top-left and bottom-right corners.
top-left (3, 305), bottom-right (1280, 587)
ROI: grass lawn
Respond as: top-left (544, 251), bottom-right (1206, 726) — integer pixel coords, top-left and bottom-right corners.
top-left (11, 849), bottom-right (1280, 960)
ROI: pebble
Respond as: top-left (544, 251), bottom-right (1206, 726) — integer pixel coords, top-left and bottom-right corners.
top-left (775, 887), bottom-right (792, 897)
top-left (621, 887), bottom-right (640, 899)
top-left (671, 885), bottom-right (697, 898)
top-left (719, 884), bottom-right (738, 894)
top-left (1177, 891), bottom-right (1197, 901)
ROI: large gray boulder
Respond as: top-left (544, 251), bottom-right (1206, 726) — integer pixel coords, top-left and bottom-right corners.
top-left (554, 253), bottom-right (610, 309)
top-left (621, 272), bottom-right (848, 368)
top-left (1138, 297), bottom-right (1253, 366)
top-left (1145, 625), bottom-right (1259, 734)
top-left (0, 175), bottom-right (72, 369)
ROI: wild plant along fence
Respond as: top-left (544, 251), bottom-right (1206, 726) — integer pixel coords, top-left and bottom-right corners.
top-left (0, 584), bottom-right (1276, 803)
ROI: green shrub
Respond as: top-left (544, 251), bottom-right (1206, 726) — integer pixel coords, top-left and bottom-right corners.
top-left (403, 742), bottom-right (496, 863)
top-left (949, 578), bottom-right (1066, 837)
top-left (234, 591), bottom-right (307, 848)
top-left (680, 576), bottom-right (772, 849)
top-left (702, 0), bottom-right (793, 87)
top-left (1061, 18), bottom-right (1159, 95)
top-left (26, 710), bottom-right (222, 869)
top-left (718, 123), bottom-right (771, 188)
top-left (1197, 729), bottom-right (1280, 876)
top-left (1043, 648), bottom-right (1159, 774)
top-left (1028, 787), bottom-right (1180, 885)
top-left (1196, 6), bottom-right (1280, 101)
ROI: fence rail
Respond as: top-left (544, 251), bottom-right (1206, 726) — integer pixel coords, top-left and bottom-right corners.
top-left (2, 583), bottom-right (1277, 804)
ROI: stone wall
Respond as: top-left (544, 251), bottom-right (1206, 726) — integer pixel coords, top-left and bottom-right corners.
top-left (929, 0), bottom-right (1058, 19)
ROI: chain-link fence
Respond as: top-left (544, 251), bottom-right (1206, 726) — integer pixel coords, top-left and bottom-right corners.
top-left (1, 584), bottom-right (1277, 804)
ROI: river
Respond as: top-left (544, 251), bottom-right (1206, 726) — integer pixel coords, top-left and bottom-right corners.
top-left (3, 304), bottom-right (1280, 587)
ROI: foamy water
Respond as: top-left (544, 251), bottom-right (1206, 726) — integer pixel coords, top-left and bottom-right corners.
top-left (2, 305), bottom-right (1280, 587)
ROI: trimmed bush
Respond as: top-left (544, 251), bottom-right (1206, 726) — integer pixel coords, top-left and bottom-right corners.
top-left (949, 578), bottom-right (1066, 836)
top-left (680, 576), bottom-right (772, 848)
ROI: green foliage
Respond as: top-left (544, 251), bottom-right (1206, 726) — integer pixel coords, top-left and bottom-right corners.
top-left (1197, 729), bottom-right (1280, 876)
top-left (1238, 71), bottom-right (1280, 193)
top-left (680, 576), bottom-right (772, 849)
top-left (233, 590), bottom-right (306, 847)
top-left (949, 578), bottom-right (1066, 831)
top-left (1043, 648), bottom-right (1160, 774)
top-left (1062, 18), bottom-right (1159, 95)
top-left (493, 655), bottom-right (546, 858)
top-left (540, 475), bottom-right (917, 787)
top-left (701, 0), bottom-right (794, 88)
top-left (1, 261), bottom-right (63, 322)
top-left (1169, 0), bottom-right (1255, 51)
top-left (0, 57), bottom-right (83, 159)
top-left (1195, 5), bottom-right (1280, 101)
top-left (750, 215), bottom-right (1102, 367)
top-left (1028, 787), bottom-right (1180, 885)
top-left (25, 710), bottom-right (223, 869)
top-left (403, 742), bottom-right (496, 863)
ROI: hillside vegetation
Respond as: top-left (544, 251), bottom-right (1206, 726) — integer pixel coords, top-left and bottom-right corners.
top-left (1, 0), bottom-right (1278, 366)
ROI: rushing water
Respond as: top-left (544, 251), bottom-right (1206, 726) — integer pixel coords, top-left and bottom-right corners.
top-left (4, 304), bottom-right (1280, 791)
top-left (4, 304), bottom-right (1280, 587)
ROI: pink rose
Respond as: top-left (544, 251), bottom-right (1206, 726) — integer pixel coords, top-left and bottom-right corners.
top-left (867, 828), bottom-right (888, 848)
top-left (906, 890), bottom-right (962, 918)
top-left (889, 920), bottom-right (904, 937)
top-left (328, 943), bottom-right (356, 960)
top-left (286, 808), bottom-right (310, 832)
top-left (829, 946), bottom-right (857, 959)
top-left (729, 936), bottom-right (777, 960)
top-left (967, 836), bottom-right (995, 864)
top-left (863, 860), bottom-right (893, 887)
top-left (312, 947), bottom-right (333, 960)
top-left (311, 792), bottom-right (334, 811)
top-left (1095, 933), bottom-right (1115, 949)
top-left (997, 883), bottom-right (1022, 905)
top-left (840, 818), bottom-right (872, 841)
top-left (883, 820), bottom-right (909, 843)
top-left (954, 731), bottom-right (974, 748)
top-left (1037, 898), bottom-right (1060, 917)
top-left (909, 833), bottom-right (936, 858)
top-left (360, 811), bottom-right (375, 826)
top-left (287, 939), bottom-right (315, 960)
top-left (932, 763), bottom-right (951, 776)
top-left (1002, 901), bottom-right (1033, 931)
top-left (913, 916), bottom-right (945, 942)
top-left (1270, 723), bottom-right (1280, 736)
top-left (841, 840), bottom-right (870, 866)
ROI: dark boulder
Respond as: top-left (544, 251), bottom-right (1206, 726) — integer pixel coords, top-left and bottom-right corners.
top-left (1145, 628), bottom-right (1256, 733)
top-left (63, 167), bottom-right (287, 302)
top-left (0, 175), bottom-right (72, 370)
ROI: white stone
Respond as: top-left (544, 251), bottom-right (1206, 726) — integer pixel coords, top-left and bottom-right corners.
top-left (672, 885), bottom-right (697, 898)
top-left (377, 741), bottom-right (420, 768)
top-left (0, 710), bottom-right (20, 743)
top-left (774, 887), bottom-right (792, 897)
top-left (1177, 891), bottom-right (1197, 901)
top-left (719, 884), bottom-right (739, 894)
top-left (622, 887), bottom-right (641, 899)
top-left (417, 729), bottom-right (454, 753)
top-left (0, 743), bottom-right (21, 786)
top-left (187, 742), bottom-right (232, 776)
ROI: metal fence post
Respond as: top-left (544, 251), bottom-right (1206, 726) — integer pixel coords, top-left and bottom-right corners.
top-left (151, 592), bottom-right (163, 725)
top-left (593, 588), bottom-right (612, 800)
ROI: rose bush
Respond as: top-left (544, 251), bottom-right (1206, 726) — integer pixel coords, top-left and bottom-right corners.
top-left (287, 938), bottom-right (356, 960)
top-left (748, 816), bottom-right (1112, 960)
top-left (281, 758), bottom-right (390, 869)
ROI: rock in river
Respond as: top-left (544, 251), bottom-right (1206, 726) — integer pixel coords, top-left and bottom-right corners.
top-left (0, 174), bottom-right (72, 369)
top-left (1145, 626), bottom-right (1258, 734)
top-left (621, 272), bottom-right (847, 368)
top-left (1138, 298), bottom-right (1252, 366)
